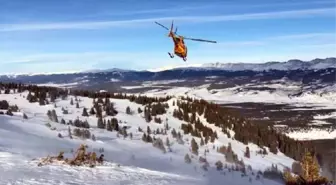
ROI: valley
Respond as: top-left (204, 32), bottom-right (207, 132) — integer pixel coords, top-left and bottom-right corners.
top-left (220, 102), bottom-right (335, 133)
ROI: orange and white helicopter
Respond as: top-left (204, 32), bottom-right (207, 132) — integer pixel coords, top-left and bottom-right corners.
top-left (155, 21), bottom-right (217, 62)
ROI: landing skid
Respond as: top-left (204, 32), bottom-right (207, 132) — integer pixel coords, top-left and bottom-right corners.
top-left (168, 52), bottom-right (174, 58)
top-left (168, 52), bottom-right (186, 62)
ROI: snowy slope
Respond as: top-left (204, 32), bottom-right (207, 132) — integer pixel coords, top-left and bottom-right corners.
top-left (0, 89), bottom-right (294, 185)
top-left (142, 83), bottom-right (336, 109)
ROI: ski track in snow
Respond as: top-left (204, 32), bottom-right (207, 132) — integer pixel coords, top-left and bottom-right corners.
top-left (0, 89), bottom-right (296, 185)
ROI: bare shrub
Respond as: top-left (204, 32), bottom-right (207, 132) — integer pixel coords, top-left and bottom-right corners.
top-left (263, 164), bottom-right (284, 183)
top-left (215, 160), bottom-right (223, 171)
top-left (291, 161), bottom-right (302, 175)
top-left (152, 138), bottom-right (166, 153)
top-left (184, 154), bottom-right (191, 164)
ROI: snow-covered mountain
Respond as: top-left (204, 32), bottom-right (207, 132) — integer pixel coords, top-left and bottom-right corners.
top-left (83, 68), bottom-right (136, 73)
top-left (201, 57), bottom-right (336, 71)
top-left (0, 85), bottom-right (304, 185)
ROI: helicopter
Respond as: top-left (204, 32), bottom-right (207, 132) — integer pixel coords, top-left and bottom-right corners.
top-left (155, 20), bottom-right (217, 62)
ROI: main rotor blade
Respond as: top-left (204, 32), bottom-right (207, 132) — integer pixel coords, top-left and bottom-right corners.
top-left (154, 21), bottom-right (169, 31)
top-left (184, 37), bottom-right (217, 43)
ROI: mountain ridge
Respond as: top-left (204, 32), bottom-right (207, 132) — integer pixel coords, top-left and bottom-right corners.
top-left (195, 57), bottom-right (336, 71)
top-left (1, 57), bottom-right (334, 76)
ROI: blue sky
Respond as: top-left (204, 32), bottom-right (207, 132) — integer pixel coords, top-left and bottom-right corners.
top-left (0, 0), bottom-right (335, 74)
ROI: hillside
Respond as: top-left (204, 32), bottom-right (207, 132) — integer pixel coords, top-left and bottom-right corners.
top-left (0, 83), bottom-right (320, 185)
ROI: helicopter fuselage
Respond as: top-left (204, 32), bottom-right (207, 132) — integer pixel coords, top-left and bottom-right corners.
top-left (171, 35), bottom-right (187, 60)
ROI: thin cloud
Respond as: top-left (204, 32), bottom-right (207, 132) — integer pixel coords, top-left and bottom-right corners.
top-left (0, 8), bottom-right (334, 32)
top-left (192, 41), bottom-right (264, 54)
top-left (187, 8), bottom-right (335, 22)
top-left (206, 41), bottom-right (265, 48)
top-left (93, 5), bottom-right (216, 17)
top-left (215, 32), bottom-right (335, 44)
top-left (1, 52), bottom-right (164, 65)
top-left (266, 33), bottom-right (336, 40)
top-left (195, 32), bottom-right (336, 51)
top-left (246, 0), bottom-right (335, 8)
top-left (90, 0), bottom-right (335, 17)
top-left (297, 43), bottom-right (336, 48)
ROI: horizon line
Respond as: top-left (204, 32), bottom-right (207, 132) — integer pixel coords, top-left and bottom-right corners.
top-left (0, 56), bottom-right (334, 76)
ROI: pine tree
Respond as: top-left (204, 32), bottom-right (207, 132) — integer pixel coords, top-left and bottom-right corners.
top-left (122, 128), bottom-right (128, 139)
top-left (227, 142), bottom-right (232, 153)
top-left (82, 108), bottom-right (89, 116)
top-left (245, 146), bottom-right (250, 158)
top-left (51, 109), bottom-right (58, 122)
top-left (171, 128), bottom-right (177, 138)
top-left (126, 106), bottom-right (131, 114)
top-left (146, 134), bottom-right (153, 143)
top-left (97, 117), bottom-right (105, 129)
top-left (106, 121), bottom-right (112, 131)
top-left (165, 137), bottom-right (170, 146)
top-left (301, 152), bottom-right (320, 182)
top-left (147, 126), bottom-right (151, 135)
top-left (96, 104), bottom-right (103, 118)
top-left (68, 126), bottom-right (72, 139)
top-left (142, 133), bottom-right (147, 142)
top-left (90, 107), bottom-right (95, 115)
top-left (61, 118), bottom-right (66, 124)
top-left (191, 138), bottom-right (199, 155)
top-left (200, 137), bottom-right (205, 146)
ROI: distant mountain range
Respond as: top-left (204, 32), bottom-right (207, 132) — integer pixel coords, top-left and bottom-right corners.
top-left (0, 57), bottom-right (334, 91)
top-left (200, 57), bottom-right (335, 71)
top-left (86, 57), bottom-right (335, 73)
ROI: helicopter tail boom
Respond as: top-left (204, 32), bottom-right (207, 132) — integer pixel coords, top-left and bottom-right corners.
top-left (154, 21), bottom-right (169, 30)
top-left (155, 20), bottom-right (178, 36)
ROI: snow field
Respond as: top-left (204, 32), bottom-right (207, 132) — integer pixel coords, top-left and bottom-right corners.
top-left (0, 89), bottom-right (296, 184)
